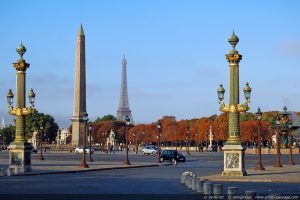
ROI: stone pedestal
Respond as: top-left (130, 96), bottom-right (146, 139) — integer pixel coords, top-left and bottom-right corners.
top-left (71, 117), bottom-right (84, 146)
top-left (8, 141), bottom-right (32, 174)
top-left (222, 145), bottom-right (247, 176)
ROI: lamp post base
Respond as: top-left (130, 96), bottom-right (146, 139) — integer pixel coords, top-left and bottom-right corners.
top-left (287, 159), bottom-right (295, 165)
top-left (80, 161), bottom-right (89, 168)
top-left (222, 145), bottom-right (247, 177)
top-left (124, 160), bottom-right (131, 165)
top-left (274, 157), bottom-right (283, 168)
top-left (8, 141), bottom-right (33, 175)
top-left (255, 163), bottom-right (265, 171)
top-left (88, 157), bottom-right (94, 162)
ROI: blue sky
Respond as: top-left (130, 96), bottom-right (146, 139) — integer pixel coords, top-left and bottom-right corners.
top-left (1, 0), bottom-right (300, 127)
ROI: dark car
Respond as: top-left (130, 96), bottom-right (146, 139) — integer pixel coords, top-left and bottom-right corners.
top-left (159, 150), bottom-right (186, 163)
top-left (32, 149), bottom-right (38, 153)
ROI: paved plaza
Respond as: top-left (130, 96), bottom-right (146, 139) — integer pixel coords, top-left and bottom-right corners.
top-left (0, 150), bottom-right (299, 199)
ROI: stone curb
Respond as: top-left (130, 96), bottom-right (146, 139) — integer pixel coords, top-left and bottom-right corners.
top-left (1, 163), bottom-right (172, 177)
top-left (201, 177), bottom-right (299, 183)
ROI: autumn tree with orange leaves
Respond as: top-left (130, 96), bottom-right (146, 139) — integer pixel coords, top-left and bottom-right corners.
top-left (90, 111), bottom-right (282, 147)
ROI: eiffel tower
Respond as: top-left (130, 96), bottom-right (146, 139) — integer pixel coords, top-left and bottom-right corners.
top-left (116, 55), bottom-right (133, 122)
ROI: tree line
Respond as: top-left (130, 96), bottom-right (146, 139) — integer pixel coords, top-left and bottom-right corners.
top-left (1, 110), bottom-right (59, 145)
top-left (91, 111), bottom-right (298, 147)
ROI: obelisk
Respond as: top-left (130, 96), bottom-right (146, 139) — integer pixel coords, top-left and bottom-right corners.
top-left (71, 24), bottom-right (86, 146)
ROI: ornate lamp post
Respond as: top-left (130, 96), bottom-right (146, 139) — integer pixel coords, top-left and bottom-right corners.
top-left (156, 120), bottom-right (162, 163)
top-left (80, 112), bottom-right (89, 168)
top-left (175, 124), bottom-right (178, 151)
top-left (255, 107), bottom-right (265, 171)
top-left (287, 120), bottom-right (295, 165)
top-left (217, 32), bottom-right (251, 176)
top-left (274, 106), bottom-right (292, 167)
top-left (124, 115), bottom-right (131, 165)
top-left (88, 122), bottom-right (93, 162)
top-left (39, 125), bottom-right (45, 160)
top-left (7, 42), bottom-right (36, 174)
top-left (274, 116), bottom-right (283, 167)
top-left (186, 126), bottom-right (191, 155)
top-left (132, 133), bottom-right (138, 154)
top-left (205, 131), bottom-right (209, 152)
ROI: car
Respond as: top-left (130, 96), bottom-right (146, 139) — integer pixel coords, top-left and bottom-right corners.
top-left (75, 146), bottom-right (95, 154)
top-left (159, 150), bottom-right (186, 163)
top-left (142, 146), bottom-right (158, 155)
top-left (207, 145), bottom-right (217, 152)
top-left (32, 149), bottom-right (38, 153)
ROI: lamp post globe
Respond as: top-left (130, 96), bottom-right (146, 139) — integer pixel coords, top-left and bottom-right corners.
top-left (28, 88), bottom-right (36, 107)
top-left (7, 89), bottom-right (14, 106)
top-left (243, 82), bottom-right (252, 102)
top-left (217, 84), bottom-right (225, 102)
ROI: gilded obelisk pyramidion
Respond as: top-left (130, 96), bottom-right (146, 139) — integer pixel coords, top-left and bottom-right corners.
top-left (71, 24), bottom-right (87, 146)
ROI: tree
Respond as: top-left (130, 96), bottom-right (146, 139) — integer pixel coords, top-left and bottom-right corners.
top-left (25, 110), bottom-right (59, 142)
top-left (0, 125), bottom-right (15, 145)
top-left (240, 112), bottom-right (255, 122)
top-left (92, 120), bottom-right (127, 144)
top-left (262, 111), bottom-right (277, 125)
top-left (94, 114), bottom-right (116, 123)
top-left (213, 113), bottom-right (228, 142)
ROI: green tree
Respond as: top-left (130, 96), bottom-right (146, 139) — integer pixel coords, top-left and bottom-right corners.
top-left (240, 112), bottom-right (255, 122)
top-left (25, 110), bottom-right (59, 142)
top-left (262, 111), bottom-right (277, 125)
top-left (94, 114), bottom-right (116, 123)
top-left (0, 125), bottom-right (15, 145)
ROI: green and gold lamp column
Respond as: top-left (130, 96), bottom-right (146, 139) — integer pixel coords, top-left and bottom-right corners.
top-left (217, 32), bottom-right (251, 176)
top-left (7, 42), bottom-right (36, 174)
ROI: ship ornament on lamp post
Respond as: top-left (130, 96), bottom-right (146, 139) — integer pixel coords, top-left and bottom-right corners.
top-left (217, 31), bottom-right (252, 176)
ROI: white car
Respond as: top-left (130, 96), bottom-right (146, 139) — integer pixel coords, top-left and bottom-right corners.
top-left (75, 147), bottom-right (94, 154)
top-left (142, 146), bottom-right (158, 155)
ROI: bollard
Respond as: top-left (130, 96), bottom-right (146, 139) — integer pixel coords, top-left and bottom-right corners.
top-left (6, 168), bottom-right (11, 176)
top-left (184, 174), bottom-right (189, 186)
top-left (181, 173), bottom-right (184, 184)
top-left (187, 175), bottom-right (193, 189)
top-left (14, 166), bottom-right (19, 174)
top-left (185, 171), bottom-right (191, 186)
top-left (203, 182), bottom-right (213, 195)
top-left (213, 184), bottom-right (223, 195)
top-left (228, 187), bottom-right (238, 200)
top-left (185, 173), bottom-right (190, 187)
top-left (245, 191), bottom-right (256, 200)
top-left (0, 168), bottom-right (4, 176)
top-left (181, 172), bottom-right (189, 184)
top-left (196, 180), bottom-right (204, 194)
top-left (191, 175), bottom-right (197, 190)
top-left (184, 172), bottom-right (190, 186)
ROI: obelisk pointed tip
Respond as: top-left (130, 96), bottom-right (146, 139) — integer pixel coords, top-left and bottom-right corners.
top-left (78, 24), bottom-right (85, 36)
